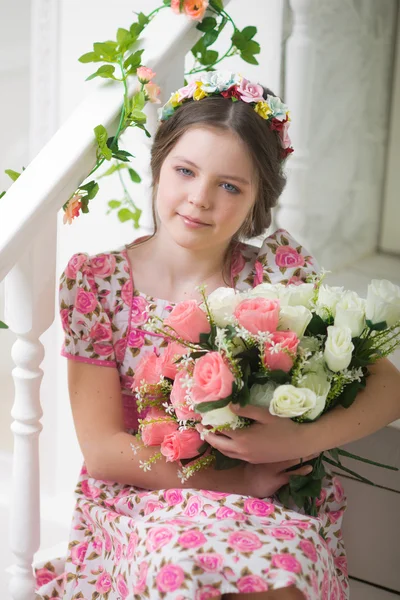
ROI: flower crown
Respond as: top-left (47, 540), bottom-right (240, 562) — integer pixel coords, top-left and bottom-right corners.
top-left (158, 71), bottom-right (294, 159)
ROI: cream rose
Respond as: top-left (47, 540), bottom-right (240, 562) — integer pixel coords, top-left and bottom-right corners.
top-left (366, 279), bottom-right (400, 327)
top-left (280, 283), bottom-right (315, 309)
top-left (206, 287), bottom-right (243, 327)
top-left (324, 326), bottom-right (354, 372)
top-left (248, 381), bottom-right (278, 407)
top-left (249, 283), bottom-right (280, 301)
top-left (278, 305), bottom-right (313, 338)
top-left (334, 291), bottom-right (366, 337)
top-left (201, 405), bottom-right (242, 430)
top-left (269, 385), bottom-right (317, 418)
top-left (316, 285), bottom-right (344, 320)
top-left (298, 372), bottom-right (331, 420)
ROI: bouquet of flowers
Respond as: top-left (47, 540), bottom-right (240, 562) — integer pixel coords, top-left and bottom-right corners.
top-left (131, 272), bottom-right (400, 515)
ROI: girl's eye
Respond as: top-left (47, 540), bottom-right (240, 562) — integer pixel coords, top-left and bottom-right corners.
top-left (177, 167), bottom-right (193, 177)
top-left (221, 182), bottom-right (240, 194)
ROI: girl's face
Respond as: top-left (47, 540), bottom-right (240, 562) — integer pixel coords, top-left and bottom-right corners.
top-left (155, 126), bottom-right (257, 252)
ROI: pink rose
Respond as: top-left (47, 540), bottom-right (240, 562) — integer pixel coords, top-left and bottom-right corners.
top-left (80, 480), bottom-right (101, 499)
top-left (237, 575), bottom-right (268, 593)
top-left (275, 246), bottom-right (305, 268)
top-left (161, 428), bottom-right (202, 462)
top-left (269, 527), bottom-right (296, 540)
top-left (114, 541), bottom-right (122, 564)
top-left (126, 532), bottom-right (138, 560)
top-left (130, 295), bottom-right (150, 326)
top-left (133, 561), bottom-right (149, 594)
top-left (299, 539), bottom-right (318, 562)
top-left (238, 78), bottom-right (264, 104)
top-left (287, 276), bottom-right (304, 286)
top-left (281, 519), bottom-right (311, 530)
top-left (231, 247), bottom-right (246, 278)
top-left (132, 351), bottom-right (163, 389)
top-left (35, 567), bottom-right (57, 587)
top-left (215, 506), bottom-right (245, 521)
top-left (234, 298), bottom-right (280, 335)
top-left (328, 510), bottom-right (343, 524)
top-left (92, 536), bottom-right (103, 555)
top-left (333, 477), bottom-right (345, 502)
top-left (264, 330), bottom-right (299, 372)
top-left (171, 372), bottom-right (201, 421)
top-left (146, 526), bottom-right (175, 552)
top-left (144, 82), bottom-right (161, 104)
top-left (128, 328), bottom-right (145, 348)
top-left (164, 299), bottom-right (211, 343)
top-left (321, 570), bottom-right (330, 600)
top-left (71, 541), bottom-right (88, 565)
top-left (164, 489), bottom-right (184, 506)
top-left (74, 287), bottom-right (98, 314)
top-left (228, 531), bottom-right (262, 553)
top-left (200, 490), bottom-right (229, 501)
top-left (144, 500), bottom-right (164, 515)
top-left (114, 338), bottom-right (126, 363)
top-left (90, 320), bottom-right (112, 342)
top-left (116, 574), bottom-right (129, 599)
top-left (90, 254), bottom-right (116, 278)
top-left (177, 80), bottom-right (198, 102)
top-left (95, 570), bottom-right (112, 593)
top-left (191, 352), bottom-right (234, 404)
top-left (315, 488), bottom-right (327, 507)
top-left (140, 408), bottom-right (178, 446)
top-left (92, 341), bottom-right (114, 357)
top-left (104, 529), bottom-right (112, 552)
top-left (195, 553), bottom-right (224, 572)
top-left (121, 279), bottom-right (133, 306)
top-left (65, 253), bottom-right (87, 279)
top-left (271, 553), bottom-right (302, 573)
top-left (156, 564), bottom-right (185, 592)
top-left (183, 495), bottom-right (203, 518)
top-left (253, 260), bottom-right (264, 287)
top-left (137, 66), bottom-right (156, 83)
top-left (171, 0), bottom-right (209, 21)
top-left (334, 556), bottom-right (348, 577)
top-left (60, 308), bottom-right (70, 333)
top-left (161, 342), bottom-right (188, 380)
top-left (281, 119), bottom-right (292, 149)
top-left (178, 529), bottom-right (207, 548)
top-left (243, 498), bottom-right (274, 517)
top-left (195, 585), bottom-right (222, 599)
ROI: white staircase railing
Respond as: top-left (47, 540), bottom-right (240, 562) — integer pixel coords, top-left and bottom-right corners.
top-left (0, 4), bottom-right (234, 597)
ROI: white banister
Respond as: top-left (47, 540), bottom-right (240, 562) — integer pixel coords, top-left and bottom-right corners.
top-left (276, 0), bottom-right (316, 243)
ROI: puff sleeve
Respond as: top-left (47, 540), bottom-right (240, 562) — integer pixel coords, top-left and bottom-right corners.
top-left (252, 228), bottom-right (320, 287)
top-left (59, 253), bottom-right (117, 366)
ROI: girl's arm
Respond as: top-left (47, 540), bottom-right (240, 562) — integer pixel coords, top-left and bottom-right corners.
top-left (67, 360), bottom-right (311, 494)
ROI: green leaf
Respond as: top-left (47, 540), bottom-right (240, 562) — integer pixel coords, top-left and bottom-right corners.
top-left (130, 109), bottom-right (147, 123)
top-left (0, 320), bottom-right (9, 329)
top-left (337, 448), bottom-right (399, 471)
top-left (231, 30), bottom-right (246, 51)
top-left (194, 397), bottom-right (231, 413)
top-left (209, 0), bottom-right (223, 11)
top-left (191, 38), bottom-right (206, 58)
top-left (203, 29), bottom-right (219, 48)
top-left (196, 17), bottom-right (217, 32)
top-left (94, 125), bottom-right (113, 160)
top-left (93, 42), bottom-right (119, 62)
top-left (128, 168), bottom-right (141, 183)
top-left (241, 26), bottom-right (257, 40)
top-left (199, 50), bottom-right (219, 65)
top-left (117, 28), bottom-right (131, 45)
top-left (328, 448), bottom-right (341, 463)
top-left (135, 123), bottom-right (151, 138)
top-left (98, 163), bottom-right (129, 178)
top-left (108, 200), bottom-right (122, 209)
top-left (240, 53), bottom-right (259, 65)
top-left (137, 12), bottom-right (150, 27)
top-left (132, 90), bottom-right (146, 110)
top-left (118, 208), bottom-right (135, 222)
top-left (268, 370), bottom-right (291, 384)
top-left (123, 50), bottom-right (144, 72)
top-left (289, 474), bottom-right (322, 499)
top-left (78, 51), bottom-right (102, 64)
top-left (5, 169), bottom-right (21, 182)
top-left (86, 65), bottom-right (117, 81)
top-left (244, 40), bottom-right (260, 55)
top-left (214, 450), bottom-right (243, 471)
top-left (322, 456), bottom-right (376, 485)
top-left (337, 380), bottom-right (361, 409)
top-left (305, 314), bottom-right (328, 336)
top-left (0, 191), bottom-right (5, 199)
top-left (366, 319), bottom-right (387, 331)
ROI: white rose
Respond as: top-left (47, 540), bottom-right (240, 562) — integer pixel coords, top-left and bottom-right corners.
top-left (248, 283), bottom-right (280, 300)
top-left (316, 285), bottom-right (344, 319)
top-left (200, 71), bottom-right (240, 93)
top-left (366, 279), bottom-right (400, 327)
top-left (269, 385), bottom-right (317, 418)
top-left (298, 372), bottom-right (331, 420)
top-left (334, 291), bottom-right (366, 337)
top-left (278, 305), bottom-right (313, 338)
top-left (248, 381), bottom-right (278, 407)
top-left (280, 283), bottom-right (315, 309)
top-left (206, 287), bottom-right (243, 327)
top-left (324, 325), bottom-right (354, 372)
top-left (201, 405), bottom-right (242, 430)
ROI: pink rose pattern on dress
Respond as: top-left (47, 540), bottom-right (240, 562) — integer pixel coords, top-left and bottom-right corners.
top-left (35, 230), bottom-right (347, 598)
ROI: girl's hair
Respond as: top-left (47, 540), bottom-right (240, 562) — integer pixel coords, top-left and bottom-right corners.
top-left (127, 86), bottom-right (287, 280)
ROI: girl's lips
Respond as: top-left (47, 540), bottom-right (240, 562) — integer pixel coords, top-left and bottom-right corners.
top-left (178, 214), bottom-right (211, 227)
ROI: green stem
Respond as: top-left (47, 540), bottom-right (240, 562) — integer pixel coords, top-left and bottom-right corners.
top-left (187, 43), bottom-right (235, 75)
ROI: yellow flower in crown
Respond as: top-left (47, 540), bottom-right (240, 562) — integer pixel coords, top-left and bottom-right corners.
top-left (193, 81), bottom-right (207, 101)
top-left (169, 92), bottom-right (181, 108)
top-left (254, 101), bottom-right (272, 120)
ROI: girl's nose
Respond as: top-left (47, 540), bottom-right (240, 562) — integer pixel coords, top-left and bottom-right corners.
top-left (188, 183), bottom-right (210, 210)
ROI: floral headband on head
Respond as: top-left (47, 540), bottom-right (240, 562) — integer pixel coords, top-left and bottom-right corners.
top-left (158, 71), bottom-right (294, 159)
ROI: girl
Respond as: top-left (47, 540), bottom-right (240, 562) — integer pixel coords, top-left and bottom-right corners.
top-left (35, 71), bottom-right (400, 599)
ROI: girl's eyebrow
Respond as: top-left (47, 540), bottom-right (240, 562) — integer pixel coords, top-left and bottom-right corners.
top-left (171, 156), bottom-right (250, 185)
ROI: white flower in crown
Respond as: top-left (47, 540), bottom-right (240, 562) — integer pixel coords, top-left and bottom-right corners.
top-left (266, 94), bottom-right (289, 121)
top-left (200, 71), bottom-right (241, 93)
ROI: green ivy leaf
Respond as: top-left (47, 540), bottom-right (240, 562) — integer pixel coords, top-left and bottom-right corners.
top-left (128, 168), bottom-right (141, 183)
top-left (337, 380), bottom-right (362, 409)
top-left (194, 397), bottom-right (231, 413)
top-left (203, 29), bottom-right (219, 48)
top-left (5, 169), bottom-right (21, 181)
top-left (93, 42), bottom-right (119, 62)
top-left (191, 37), bottom-right (206, 58)
top-left (0, 191), bottom-right (5, 199)
top-left (98, 163), bottom-right (129, 178)
top-left (78, 51), bottom-right (102, 64)
top-left (129, 109), bottom-right (147, 123)
top-left (118, 208), bottom-right (135, 222)
top-left (135, 123), bottom-right (151, 138)
top-left (244, 40), bottom-right (260, 55)
top-left (86, 65), bottom-right (117, 81)
top-left (199, 50), bottom-right (219, 65)
top-left (241, 53), bottom-right (259, 65)
top-left (123, 50), bottom-right (145, 75)
top-left (241, 26), bottom-right (257, 40)
top-left (209, 0), bottom-right (224, 12)
top-left (196, 17), bottom-right (217, 32)
top-left (0, 320), bottom-right (9, 329)
top-left (117, 28), bottom-right (131, 45)
top-left (108, 200), bottom-right (122, 209)
top-left (94, 125), bottom-right (112, 160)
top-left (132, 90), bottom-right (146, 110)
top-left (137, 12), bottom-right (150, 26)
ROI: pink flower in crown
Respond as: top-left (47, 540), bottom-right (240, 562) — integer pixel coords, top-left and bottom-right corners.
top-left (134, 561), bottom-right (149, 594)
top-left (228, 531), bottom-right (262, 553)
top-left (299, 539), bottom-right (318, 562)
top-left (130, 295), bottom-right (150, 326)
top-left (71, 541), bottom-right (88, 566)
top-left (90, 320), bottom-right (112, 342)
top-left (237, 575), bottom-right (268, 593)
top-left (116, 574), bottom-right (129, 599)
top-left (275, 246), bottom-right (305, 268)
top-left (137, 66), bottom-right (156, 84)
top-left (95, 571), bottom-right (112, 593)
top-left (121, 278), bottom-right (133, 306)
top-left (237, 78), bottom-right (265, 104)
top-left (156, 564), bottom-right (185, 592)
top-left (75, 287), bottom-right (98, 314)
top-left (243, 498), bottom-right (275, 517)
top-left (177, 80), bottom-right (198, 102)
top-left (128, 328), bottom-right (145, 348)
top-left (90, 254), bottom-right (116, 278)
top-left (178, 529), bottom-right (207, 548)
top-left (271, 553), bottom-right (302, 573)
top-left (65, 253), bottom-right (87, 280)
top-left (281, 119), bottom-right (292, 149)
top-left (164, 488), bottom-right (184, 506)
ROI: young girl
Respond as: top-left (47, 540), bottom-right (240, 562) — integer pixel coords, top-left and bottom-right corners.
top-left (35, 71), bottom-right (400, 600)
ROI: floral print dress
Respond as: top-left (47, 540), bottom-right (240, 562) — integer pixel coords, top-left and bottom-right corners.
top-left (35, 229), bottom-right (349, 600)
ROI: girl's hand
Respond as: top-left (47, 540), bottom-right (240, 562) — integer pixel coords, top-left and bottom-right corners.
top-left (196, 403), bottom-right (314, 464)
top-left (244, 459), bottom-right (314, 499)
